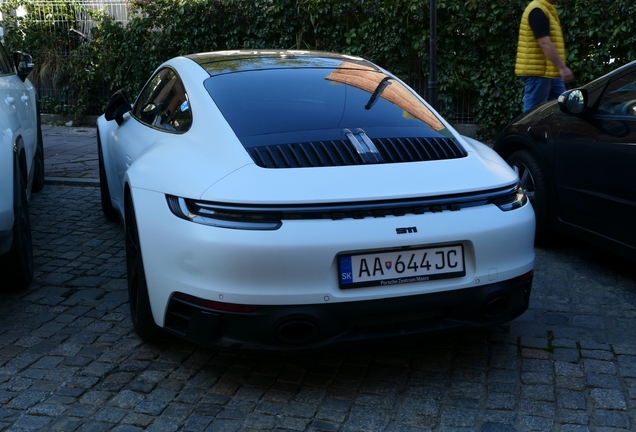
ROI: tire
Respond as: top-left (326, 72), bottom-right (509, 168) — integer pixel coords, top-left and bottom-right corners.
top-left (0, 156), bottom-right (34, 291)
top-left (125, 192), bottom-right (163, 341)
top-left (506, 150), bottom-right (551, 244)
top-left (32, 109), bottom-right (45, 193)
top-left (98, 134), bottom-right (119, 222)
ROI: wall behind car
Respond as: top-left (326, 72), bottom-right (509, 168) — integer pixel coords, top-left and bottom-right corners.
top-left (0, 0), bottom-right (634, 140)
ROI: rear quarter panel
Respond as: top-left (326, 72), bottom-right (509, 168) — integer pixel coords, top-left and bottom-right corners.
top-left (0, 83), bottom-right (23, 231)
top-left (0, 131), bottom-right (14, 231)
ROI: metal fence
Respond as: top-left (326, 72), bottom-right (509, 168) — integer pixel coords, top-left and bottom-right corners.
top-left (0, 0), bottom-right (128, 112)
top-left (0, 0), bottom-right (128, 47)
top-left (409, 78), bottom-right (476, 124)
top-left (72, 0), bottom-right (129, 40)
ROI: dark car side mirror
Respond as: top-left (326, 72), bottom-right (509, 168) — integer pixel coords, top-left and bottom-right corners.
top-left (558, 89), bottom-right (588, 116)
top-left (13, 51), bottom-right (34, 82)
top-left (105, 89), bottom-right (132, 126)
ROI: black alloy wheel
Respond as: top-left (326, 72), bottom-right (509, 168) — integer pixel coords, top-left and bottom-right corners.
top-left (98, 134), bottom-right (119, 222)
top-left (507, 150), bottom-right (551, 244)
top-left (125, 192), bottom-right (163, 341)
top-left (0, 156), bottom-right (33, 291)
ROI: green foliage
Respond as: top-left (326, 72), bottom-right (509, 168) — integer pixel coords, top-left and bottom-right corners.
top-left (0, 0), bottom-right (83, 103)
top-left (39, 95), bottom-right (70, 115)
top-left (560, 0), bottom-right (636, 83)
top-left (1, 0), bottom-right (634, 138)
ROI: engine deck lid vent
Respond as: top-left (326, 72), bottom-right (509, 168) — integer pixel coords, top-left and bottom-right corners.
top-left (248, 136), bottom-right (467, 168)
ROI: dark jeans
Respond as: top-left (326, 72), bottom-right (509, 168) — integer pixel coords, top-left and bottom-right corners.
top-left (521, 76), bottom-right (566, 112)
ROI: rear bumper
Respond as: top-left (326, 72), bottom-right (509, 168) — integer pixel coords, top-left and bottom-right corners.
top-left (163, 271), bottom-right (532, 350)
top-left (132, 188), bottom-right (536, 322)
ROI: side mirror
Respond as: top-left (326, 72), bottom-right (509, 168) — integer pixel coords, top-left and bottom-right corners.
top-left (13, 51), bottom-right (34, 82)
top-left (558, 89), bottom-right (588, 116)
top-left (104, 89), bottom-right (132, 126)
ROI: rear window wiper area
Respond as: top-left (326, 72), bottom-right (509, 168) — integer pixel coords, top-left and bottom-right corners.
top-left (365, 76), bottom-right (392, 110)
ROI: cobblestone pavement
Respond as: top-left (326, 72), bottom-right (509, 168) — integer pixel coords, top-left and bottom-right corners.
top-left (0, 184), bottom-right (634, 431)
top-left (9, 121), bottom-right (636, 430)
top-left (42, 125), bottom-right (98, 181)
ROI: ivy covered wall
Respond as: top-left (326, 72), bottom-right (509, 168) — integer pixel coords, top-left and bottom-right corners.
top-left (1, 0), bottom-right (634, 139)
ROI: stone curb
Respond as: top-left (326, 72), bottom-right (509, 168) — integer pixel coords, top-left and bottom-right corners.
top-left (41, 113), bottom-right (99, 126)
top-left (44, 177), bottom-right (100, 187)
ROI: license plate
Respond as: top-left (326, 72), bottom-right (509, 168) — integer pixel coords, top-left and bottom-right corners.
top-left (338, 244), bottom-right (465, 289)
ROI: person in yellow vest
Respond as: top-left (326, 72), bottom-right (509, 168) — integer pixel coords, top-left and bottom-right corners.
top-left (515, 0), bottom-right (574, 112)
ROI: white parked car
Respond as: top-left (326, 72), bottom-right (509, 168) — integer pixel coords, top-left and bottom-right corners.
top-left (98, 50), bottom-right (535, 350)
top-left (0, 45), bottom-right (42, 291)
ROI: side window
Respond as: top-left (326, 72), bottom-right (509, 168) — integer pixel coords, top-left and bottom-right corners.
top-left (0, 43), bottom-right (15, 75)
top-left (596, 71), bottom-right (636, 117)
top-left (132, 68), bottom-right (192, 132)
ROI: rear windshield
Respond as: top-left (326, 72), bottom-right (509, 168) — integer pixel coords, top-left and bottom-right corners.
top-left (204, 65), bottom-right (451, 146)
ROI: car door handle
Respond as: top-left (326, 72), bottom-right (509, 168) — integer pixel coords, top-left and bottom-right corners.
top-left (5, 96), bottom-right (15, 106)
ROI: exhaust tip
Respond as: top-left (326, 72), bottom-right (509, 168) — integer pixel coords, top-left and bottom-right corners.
top-left (276, 319), bottom-right (318, 345)
top-left (482, 296), bottom-right (511, 319)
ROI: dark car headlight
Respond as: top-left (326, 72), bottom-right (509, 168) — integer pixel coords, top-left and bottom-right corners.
top-left (489, 183), bottom-right (528, 211)
top-left (166, 195), bottom-right (282, 230)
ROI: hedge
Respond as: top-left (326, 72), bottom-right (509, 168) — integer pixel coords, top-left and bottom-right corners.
top-left (1, 0), bottom-right (634, 139)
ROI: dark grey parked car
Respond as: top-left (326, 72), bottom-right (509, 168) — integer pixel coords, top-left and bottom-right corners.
top-left (495, 60), bottom-right (636, 260)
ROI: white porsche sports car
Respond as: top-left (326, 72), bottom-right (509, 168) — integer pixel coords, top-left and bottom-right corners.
top-left (98, 50), bottom-right (535, 350)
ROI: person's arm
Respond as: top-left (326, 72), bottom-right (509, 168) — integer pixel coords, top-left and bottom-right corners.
top-left (536, 36), bottom-right (574, 83)
top-left (529, 8), bottom-right (574, 83)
